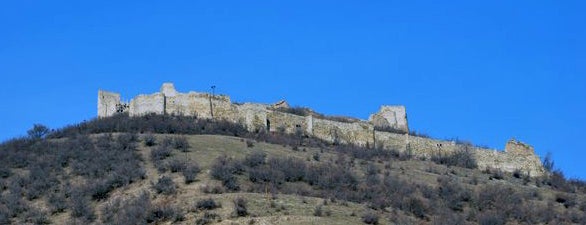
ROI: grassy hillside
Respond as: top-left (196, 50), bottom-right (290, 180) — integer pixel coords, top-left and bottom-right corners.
top-left (0, 114), bottom-right (585, 224)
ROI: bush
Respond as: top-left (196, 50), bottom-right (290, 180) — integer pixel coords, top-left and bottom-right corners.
top-left (27, 124), bottom-right (50, 139)
top-left (244, 151), bottom-right (266, 167)
top-left (268, 157), bottom-right (306, 182)
top-left (151, 146), bottom-right (172, 161)
top-left (25, 207), bottom-right (50, 225)
top-left (168, 159), bottom-right (186, 173)
top-left (431, 147), bottom-right (477, 169)
top-left (478, 211), bottom-right (506, 225)
top-left (196, 198), bottom-right (221, 210)
top-left (403, 197), bottom-right (427, 219)
top-left (48, 192), bottom-right (67, 214)
top-left (148, 203), bottom-right (183, 223)
top-left (362, 212), bottom-right (379, 224)
top-left (437, 176), bottom-right (472, 212)
top-left (69, 189), bottom-right (95, 221)
top-left (246, 140), bottom-right (254, 148)
top-left (100, 191), bottom-right (151, 225)
top-left (233, 197), bottom-right (248, 217)
top-left (183, 163), bottom-right (201, 184)
top-left (153, 176), bottom-right (177, 195)
top-left (173, 136), bottom-right (190, 152)
top-left (313, 205), bottom-right (323, 217)
top-left (196, 212), bottom-right (219, 225)
top-left (144, 134), bottom-right (157, 146)
top-left (210, 156), bottom-right (240, 191)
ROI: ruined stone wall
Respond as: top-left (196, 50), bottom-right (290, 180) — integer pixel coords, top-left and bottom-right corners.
top-left (312, 118), bottom-right (374, 147)
top-left (164, 93), bottom-right (198, 116)
top-left (129, 93), bottom-right (165, 116)
top-left (373, 132), bottom-right (544, 176)
top-left (98, 90), bottom-right (121, 118)
top-left (266, 111), bottom-right (308, 134)
top-left (234, 103), bottom-right (268, 132)
top-left (99, 82), bottom-right (545, 177)
top-left (374, 132), bottom-right (408, 152)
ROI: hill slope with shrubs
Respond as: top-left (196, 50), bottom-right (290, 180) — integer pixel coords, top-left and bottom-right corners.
top-left (1, 113), bottom-right (585, 224)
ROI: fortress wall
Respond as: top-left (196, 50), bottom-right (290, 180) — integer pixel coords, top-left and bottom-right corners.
top-left (166, 93), bottom-right (234, 120)
top-left (235, 103), bottom-right (268, 132)
top-left (374, 132), bottom-right (407, 151)
top-left (408, 135), bottom-right (460, 157)
top-left (211, 95), bottom-right (237, 121)
top-left (474, 149), bottom-right (544, 176)
top-left (165, 93), bottom-right (198, 116)
top-left (99, 83), bottom-right (546, 177)
top-left (98, 90), bottom-right (120, 118)
top-left (312, 118), bottom-right (374, 147)
top-left (129, 93), bottom-right (165, 116)
top-left (266, 111), bottom-right (308, 134)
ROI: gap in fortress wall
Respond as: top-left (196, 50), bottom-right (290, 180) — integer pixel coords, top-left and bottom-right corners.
top-left (98, 83), bottom-right (545, 176)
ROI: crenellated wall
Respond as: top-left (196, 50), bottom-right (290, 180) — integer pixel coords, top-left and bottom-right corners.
top-left (98, 82), bottom-right (545, 177)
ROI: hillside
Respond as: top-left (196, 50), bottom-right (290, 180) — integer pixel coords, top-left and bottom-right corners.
top-left (0, 114), bottom-right (585, 225)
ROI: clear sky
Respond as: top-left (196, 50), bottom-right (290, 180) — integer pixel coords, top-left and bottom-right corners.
top-left (1, 1), bottom-right (584, 179)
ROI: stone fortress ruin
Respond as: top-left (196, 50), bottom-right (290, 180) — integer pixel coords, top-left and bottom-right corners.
top-left (98, 83), bottom-right (545, 176)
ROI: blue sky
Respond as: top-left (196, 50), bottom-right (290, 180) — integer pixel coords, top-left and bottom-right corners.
top-left (1, 1), bottom-right (584, 179)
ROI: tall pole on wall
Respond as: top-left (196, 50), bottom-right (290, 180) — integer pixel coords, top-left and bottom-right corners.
top-left (210, 85), bottom-right (216, 119)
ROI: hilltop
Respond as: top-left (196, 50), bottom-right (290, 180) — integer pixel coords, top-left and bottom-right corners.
top-left (0, 114), bottom-right (585, 224)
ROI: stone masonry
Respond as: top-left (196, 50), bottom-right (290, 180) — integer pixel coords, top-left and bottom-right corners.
top-left (98, 83), bottom-right (545, 176)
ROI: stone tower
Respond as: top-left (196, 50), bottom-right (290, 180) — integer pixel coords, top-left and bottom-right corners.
top-left (369, 105), bottom-right (409, 133)
top-left (97, 90), bottom-right (121, 118)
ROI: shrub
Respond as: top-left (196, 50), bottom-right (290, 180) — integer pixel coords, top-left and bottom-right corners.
top-left (542, 152), bottom-right (555, 172)
top-left (196, 212), bottom-right (219, 225)
top-left (27, 124), bottom-right (50, 139)
top-left (168, 159), bottom-right (186, 173)
top-left (437, 176), bottom-right (472, 212)
top-left (25, 207), bottom-right (50, 225)
top-left (151, 145), bottom-right (172, 161)
top-left (100, 191), bottom-right (151, 225)
top-left (148, 203), bottom-right (183, 223)
top-left (478, 211), bottom-right (506, 225)
top-left (248, 167), bottom-right (284, 185)
top-left (210, 156), bottom-right (240, 191)
top-left (431, 147), bottom-right (477, 169)
top-left (117, 133), bottom-right (138, 150)
top-left (403, 196), bottom-right (427, 219)
top-left (153, 176), bottom-right (177, 195)
top-left (246, 140), bottom-right (254, 148)
top-left (183, 164), bottom-right (201, 184)
top-left (268, 157), bottom-right (306, 182)
top-left (196, 198), bottom-right (221, 210)
top-left (144, 134), bottom-right (157, 146)
top-left (313, 152), bottom-right (320, 161)
top-left (48, 192), bottom-right (67, 214)
top-left (173, 136), bottom-right (190, 152)
top-left (69, 190), bottom-right (95, 221)
top-left (362, 212), bottom-right (379, 224)
top-left (0, 167), bottom-right (11, 178)
top-left (244, 151), bottom-right (266, 168)
top-left (313, 205), bottom-right (323, 217)
top-left (233, 197), bottom-right (248, 217)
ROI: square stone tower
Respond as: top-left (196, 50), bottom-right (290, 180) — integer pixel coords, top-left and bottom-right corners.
top-left (98, 90), bottom-right (121, 118)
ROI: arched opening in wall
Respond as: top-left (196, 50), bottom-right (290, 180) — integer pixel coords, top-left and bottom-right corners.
top-left (266, 119), bottom-right (271, 132)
